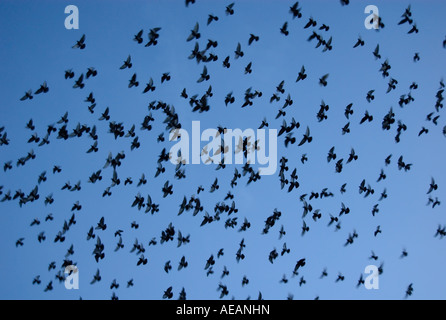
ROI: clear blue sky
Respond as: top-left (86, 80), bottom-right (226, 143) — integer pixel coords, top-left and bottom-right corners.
top-left (0, 0), bottom-right (445, 300)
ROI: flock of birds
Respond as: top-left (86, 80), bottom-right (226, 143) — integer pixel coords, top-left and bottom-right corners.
top-left (2, 1), bottom-right (446, 300)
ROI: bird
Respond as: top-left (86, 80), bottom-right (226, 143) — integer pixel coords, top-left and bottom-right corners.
top-left (133, 29), bottom-right (143, 43)
top-left (405, 284), bottom-right (414, 298)
top-left (345, 103), bottom-right (354, 119)
top-left (301, 221), bottom-right (309, 236)
top-left (280, 22), bottom-right (289, 36)
top-left (413, 52), bottom-right (420, 62)
top-left (90, 269), bottom-right (101, 284)
top-left (35, 81), bottom-right (49, 95)
top-left (319, 73), bottom-right (329, 86)
top-left (146, 27), bottom-right (162, 46)
top-left (244, 62), bottom-right (252, 74)
top-left (304, 17), bottom-right (317, 29)
top-left (356, 274), bottom-right (365, 288)
top-left (187, 23), bottom-right (200, 41)
top-left (86, 67), bottom-right (97, 79)
top-left (296, 65), bottom-right (307, 82)
top-left (207, 14), bottom-right (219, 25)
top-left (197, 66), bottom-right (210, 83)
top-left (298, 127), bottom-right (313, 146)
top-left (366, 90), bottom-right (375, 102)
top-left (65, 69), bottom-right (75, 79)
top-left (72, 34), bottom-right (86, 49)
top-left (163, 287), bottom-right (173, 299)
top-left (408, 24), bottom-right (419, 34)
top-left (225, 3), bottom-right (235, 15)
top-left (128, 73), bottom-right (139, 88)
top-left (234, 43), bottom-right (244, 59)
top-left (222, 56), bottom-right (231, 68)
top-left (289, 2), bottom-right (302, 18)
top-left (161, 72), bottom-right (171, 83)
top-left (73, 74), bottom-right (84, 89)
top-left (373, 44), bottom-right (381, 59)
top-left (120, 55), bottom-right (132, 69)
top-left (248, 34), bottom-right (259, 45)
top-left (427, 178), bottom-right (438, 194)
top-left (20, 90), bottom-right (33, 101)
top-left (353, 36), bottom-right (365, 48)
top-left (400, 249), bottom-right (408, 259)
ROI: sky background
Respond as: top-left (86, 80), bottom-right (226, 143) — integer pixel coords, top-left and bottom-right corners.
top-left (0, 0), bottom-right (445, 300)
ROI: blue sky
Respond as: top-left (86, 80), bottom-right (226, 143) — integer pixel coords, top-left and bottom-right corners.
top-left (0, 0), bottom-right (445, 300)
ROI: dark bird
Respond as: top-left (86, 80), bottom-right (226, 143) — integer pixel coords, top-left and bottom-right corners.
top-left (304, 17), bottom-right (317, 29)
top-left (234, 42), bottom-right (244, 59)
top-left (223, 56), bottom-right (231, 68)
top-left (366, 90), bottom-right (375, 102)
top-left (408, 24), bottom-right (418, 34)
top-left (293, 258), bottom-right (306, 276)
top-left (197, 66), bottom-right (210, 83)
top-left (373, 44), bottom-right (381, 59)
top-left (248, 34), bottom-right (259, 45)
top-left (374, 225), bottom-right (382, 236)
top-left (225, 3), bottom-right (235, 15)
top-left (327, 147), bottom-right (337, 163)
top-left (244, 62), bottom-right (252, 74)
top-left (342, 122), bottom-right (350, 135)
top-left (298, 127), bottom-right (313, 146)
top-left (134, 29), bottom-right (143, 44)
top-left (65, 69), bottom-right (75, 79)
top-left (35, 81), bottom-right (49, 95)
top-left (353, 36), bottom-right (365, 48)
top-left (90, 269), bottom-right (101, 284)
top-left (187, 22), bottom-right (200, 41)
top-left (319, 73), bottom-right (329, 87)
top-left (413, 52), bottom-right (420, 62)
top-left (16, 238), bottom-right (25, 247)
top-left (225, 92), bottom-right (235, 106)
top-left (72, 34), bottom-right (86, 49)
top-left (137, 254), bottom-right (148, 266)
top-left (73, 74), bottom-right (84, 89)
top-left (86, 67), bottom-right (97, 79)
top-left (301, 220), bottom-right (309, 236)
top-left (296, 65), bottom-right (307, 82)
top-left (129, 73), bottom-right (139, 88)
top-left (427, 178), bottom-right (438, 194)
top-left (320, 24), bottom-right (330, 31)
top-left (379, 188), bottom-right (388, 201)
top-left (143, 78), bottom-right (156, 93)
top-left (185, 0), bottom-right (195, 7)
top-left (289, 2), bottom-right (302, 18)
top-left (345, 103), bottom-right (354, 119)
top-left (161, 72), bottom-right (171, 83)
top-left (405, 284), bottom-right (414, 298)
top-left (418, 127), bottom-right (429, 136)
top-left (356, 274), bottom-right (365, 288)
top-left (120, 55), bottom-right (132, 69)
top-left (162, 181), bottom-right (173, 197)
top-left (360, 110), bottom-right (373, 124)
top-left (280, 22), bottom-right (289, 36)
top-left (146, 27), bottom-right (161, 46)
top-left (20, 90), bottom-right (33, 101)
top-left (95, 217), bottom-right (107, 231)
top-left (207, 14), bottom-right (219, 25)
top-left (44, 281), bottom-right (53, 292)
top-left (401, 249), bottom-right (408, 259)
